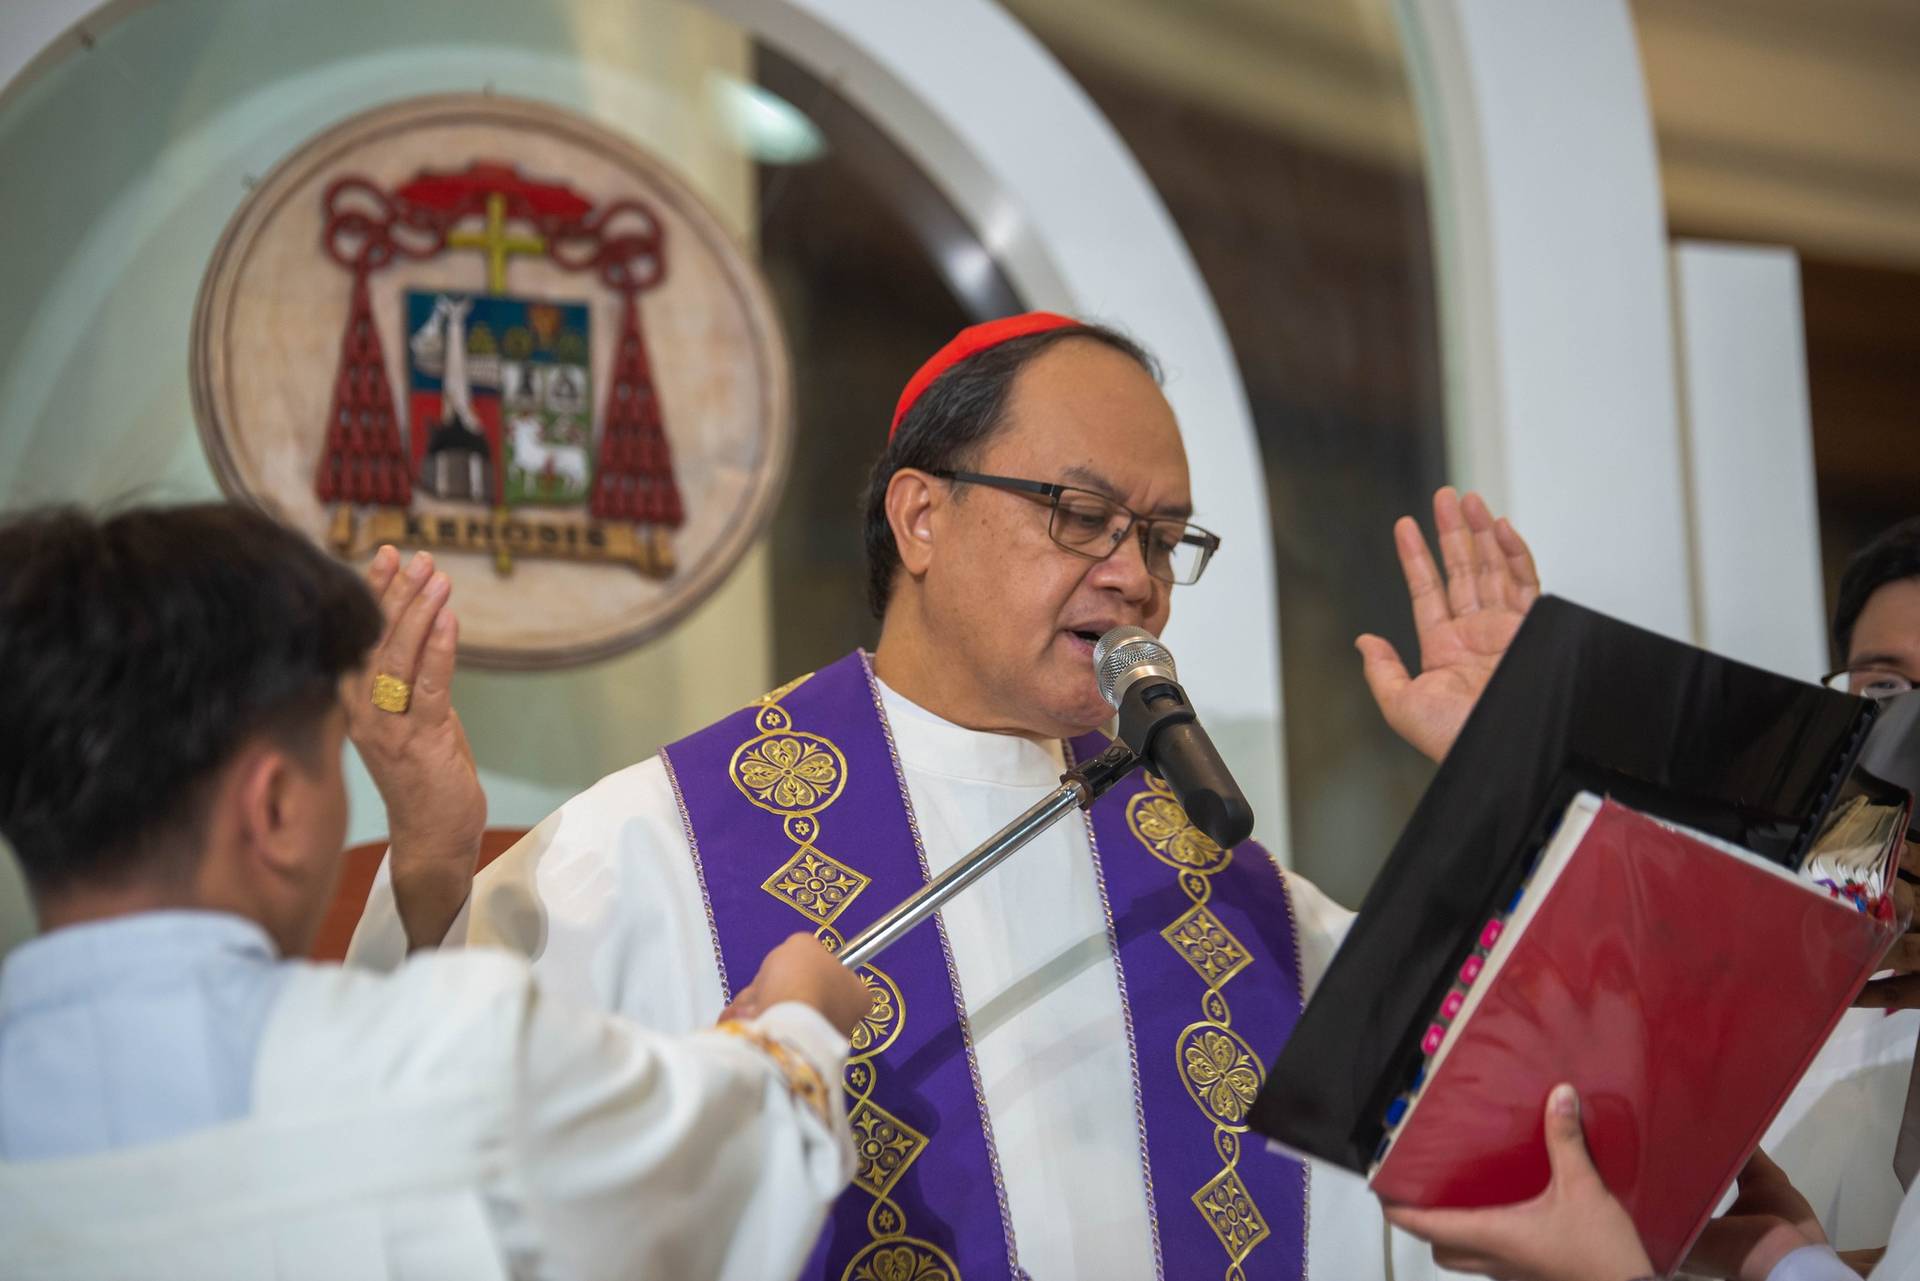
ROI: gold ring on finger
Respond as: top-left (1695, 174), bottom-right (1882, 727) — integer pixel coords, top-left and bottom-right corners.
top-left (371, 674), bottom-right (413, 714)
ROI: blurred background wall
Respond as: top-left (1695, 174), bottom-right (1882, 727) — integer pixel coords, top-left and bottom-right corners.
top-left (2, 0), bottom-right (1917, 954)
top-left (0, 0), bottom-right (780, 953)
top-left (1628, 0), bottom-right (1920, 622)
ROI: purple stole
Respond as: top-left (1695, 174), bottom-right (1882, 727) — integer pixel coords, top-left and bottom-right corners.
top-left (661, 652), bottom-right (1308, 1281)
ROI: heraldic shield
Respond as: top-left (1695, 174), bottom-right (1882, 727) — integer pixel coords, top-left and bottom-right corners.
top-left (317, 160), bottom-right (684, 577)
top-left (191, 95), bottom-right (792, 669)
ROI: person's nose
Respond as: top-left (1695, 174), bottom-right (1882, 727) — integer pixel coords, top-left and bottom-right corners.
top-left (1085, 524), bottom-right (1156, 606)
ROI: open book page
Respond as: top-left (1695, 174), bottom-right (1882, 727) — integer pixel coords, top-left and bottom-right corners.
top-left (1647, 798), bottom-right (1903, 914)
top-left (1804, 793), bottom-right (1907, 897)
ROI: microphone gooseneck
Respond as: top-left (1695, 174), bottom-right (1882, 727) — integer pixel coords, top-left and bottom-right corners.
top-left (840, 630), bottom-right (1251, 970)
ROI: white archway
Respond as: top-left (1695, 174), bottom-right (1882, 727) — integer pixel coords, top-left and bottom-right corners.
top-left (701, 0), bottom-right (1290, 846)
top-left (1, 0), bottom-right (1295, 852)
top-left (5, 0), bottom-right (1716, 864)
top-left (1394, 0), bottom-right (1696, 643)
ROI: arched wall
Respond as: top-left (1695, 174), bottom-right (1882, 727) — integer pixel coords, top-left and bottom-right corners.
top-left (0, 0), bottom-right (1289, 952)
top-left (1396, 0), bottom-right (1694, 641)
top-left (0, 0), bottom-right (1730, 951)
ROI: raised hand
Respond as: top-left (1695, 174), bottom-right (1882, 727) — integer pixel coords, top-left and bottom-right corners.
top-left (1358, 487), bottom-right (1540, 762)
top-left (344, 546), bottom-right (487, 950)
top-left (1384, 1084), bottom-right (1653, 1281)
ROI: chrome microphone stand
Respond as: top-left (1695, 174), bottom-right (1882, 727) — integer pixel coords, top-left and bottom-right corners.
top-left (837, 740), bottom-right (1139, 970)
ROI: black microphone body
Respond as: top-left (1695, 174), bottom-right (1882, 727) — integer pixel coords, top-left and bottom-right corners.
top-left (1116, 676), bottom-right (1255, 848)
top-left (1096, 629), bottom-right (1256, 848)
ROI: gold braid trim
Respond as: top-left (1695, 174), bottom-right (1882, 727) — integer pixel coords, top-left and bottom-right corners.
top-left (715, 1020), bottom-right (833, 1127)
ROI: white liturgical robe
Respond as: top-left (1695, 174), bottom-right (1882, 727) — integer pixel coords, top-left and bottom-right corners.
top-left (0, 911), bottom-right (852, 1280)
top-left (353, 678), bottom-right (1456, 1280)
top-left (1759, 1007), bottom-right (1920, 1250)
top-left (1758, 1179), bottom-right (1920, 1281)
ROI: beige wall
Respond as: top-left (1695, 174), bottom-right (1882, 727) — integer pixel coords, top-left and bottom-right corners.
top-left (1632, 0), bottom-right (1920, 270)
top-left (1009, 0), bottom-right (1920, 271)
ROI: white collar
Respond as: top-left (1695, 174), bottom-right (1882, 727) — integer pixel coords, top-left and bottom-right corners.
top-left (873, 673), bottom-right (1068, 787)
top-left (0, 910), bottom-right (277, 1014)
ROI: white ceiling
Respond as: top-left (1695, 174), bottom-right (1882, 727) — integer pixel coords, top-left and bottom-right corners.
top-left (1005, 0), bottom-right (1920, 270)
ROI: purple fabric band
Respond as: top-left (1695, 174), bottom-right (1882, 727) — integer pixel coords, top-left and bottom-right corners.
top-left (663, 653), bottom-right (1018, 1281)
top-left (1074, 731), bottom-right (1309, 1281)
top-left (661, 652), bottom-right (1306, 1281)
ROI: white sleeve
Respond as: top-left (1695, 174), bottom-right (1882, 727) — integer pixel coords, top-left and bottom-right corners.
top-left (1874, 1180), bottom-right (1920, 1281)
top-left (349, 756), bottom-right (726, 1034)
top-left (343, 847), bottom-right (472, 973)
top-left (1275, 870), bottom-right (1485, 1281)
top-left (1384, 1220), bottom-right (1482, 1281)
top-left (1279, 867), bottom-right (1357, 993)
top-left (507, 991), bottom-right (853, 1281)
top-left (1764, 1245), bottom-right (1861, 1281)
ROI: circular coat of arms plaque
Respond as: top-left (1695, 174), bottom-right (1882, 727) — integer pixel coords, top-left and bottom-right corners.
top-left (192, 94), bottom-right (792, 668)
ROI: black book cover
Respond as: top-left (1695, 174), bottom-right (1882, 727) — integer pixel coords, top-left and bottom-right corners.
top-left (1248, 596), bottom-right (1874, 1172)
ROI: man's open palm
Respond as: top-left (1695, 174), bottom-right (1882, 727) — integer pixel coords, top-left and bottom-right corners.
top-left (1358, 488), bottom-right (1540, 762)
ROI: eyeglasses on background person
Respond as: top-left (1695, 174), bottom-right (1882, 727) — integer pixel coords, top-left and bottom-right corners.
top-left (1822, 667), bottom-right (1916, 700)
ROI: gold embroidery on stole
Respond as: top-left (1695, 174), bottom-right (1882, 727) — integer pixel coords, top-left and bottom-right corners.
top-left (1127, 775), bottom-right (1272, 1279)
top-left (728, 687), bottom-right (962, 1281)
top-left (715, 1021), bottom-right (833, 1124)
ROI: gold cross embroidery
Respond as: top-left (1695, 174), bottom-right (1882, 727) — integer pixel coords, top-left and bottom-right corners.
top-left (447, 192), bottom-right (545, 294)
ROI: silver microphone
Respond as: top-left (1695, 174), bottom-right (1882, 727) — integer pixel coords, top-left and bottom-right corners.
top-left (1094, 625), bottom-right (1178, 708)
top-left (1092, 625), bottom-right (1255, 847)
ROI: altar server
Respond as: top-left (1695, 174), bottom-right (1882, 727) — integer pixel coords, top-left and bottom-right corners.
top-left (0, 504), bottom-right (869, 1281)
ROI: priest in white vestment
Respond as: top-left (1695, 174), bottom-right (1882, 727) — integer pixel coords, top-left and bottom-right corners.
top-left (0, 506), bottom-right (870, 1281)
top-left (354, 315), bottom-right (1537, 1280)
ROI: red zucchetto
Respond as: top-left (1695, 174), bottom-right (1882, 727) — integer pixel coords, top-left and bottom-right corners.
top-left (890, 311), bottom-right (1080, 438)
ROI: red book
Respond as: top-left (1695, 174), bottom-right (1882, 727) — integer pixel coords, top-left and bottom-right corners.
top-left (1367, 793), bottom-right (1902, 1274)
top-left (1252, 597), bottom-right (1909, 1274)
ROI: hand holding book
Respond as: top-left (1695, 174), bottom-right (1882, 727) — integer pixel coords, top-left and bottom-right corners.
top-left (1687, 1149), bottom-right (1832, 1281)
top-left (1387, 1089), bottom-right (1839, 1281)
top-left (1384, 1085), bottom-right (1657, 1281)
top-left (1252, 598), bottom-right (1909, 1276)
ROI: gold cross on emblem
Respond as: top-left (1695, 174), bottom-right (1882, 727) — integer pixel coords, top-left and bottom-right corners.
top-left (447, 192), bottom-right (546, 294)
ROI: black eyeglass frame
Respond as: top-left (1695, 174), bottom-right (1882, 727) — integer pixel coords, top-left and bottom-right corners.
top-left (929, 468), bottom-right (1222, 586)
top-left (1820, 666), bottom-right (1917, 701)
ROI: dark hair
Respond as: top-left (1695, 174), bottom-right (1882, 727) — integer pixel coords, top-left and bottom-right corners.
top-left (860, 323), bottom-right (1161, 618)
top-left (0, 502), bottom-right (382, 897)
top-left (1833, 516), bottom-right (1920, 661)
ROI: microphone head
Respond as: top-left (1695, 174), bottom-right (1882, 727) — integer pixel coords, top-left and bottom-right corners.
top-left (1094, 626), bottom-right (1177, 709)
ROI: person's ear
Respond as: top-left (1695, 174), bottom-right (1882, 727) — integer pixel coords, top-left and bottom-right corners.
top-left (886, 469), bottom-right (941, 579)
top-left (233, 744), bottom-right (306, 880)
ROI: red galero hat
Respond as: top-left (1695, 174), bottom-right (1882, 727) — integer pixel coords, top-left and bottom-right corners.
top-left (889, 311), bottom-right (1080, 438)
